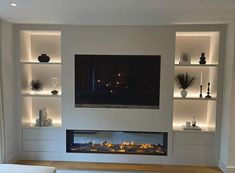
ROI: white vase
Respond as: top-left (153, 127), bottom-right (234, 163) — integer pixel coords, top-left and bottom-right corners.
top-left (181, 89), bottom-right (187, 97)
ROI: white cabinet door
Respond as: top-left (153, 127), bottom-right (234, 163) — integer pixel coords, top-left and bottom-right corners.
top-left (23, 140), bottom-right (64, 152)
top-left (174, 132), bottom-right (215, 145)
top-left (22, 128), bottom-right (64, 141)
top-left (173, 131), bottom-right (215, 158)
top-left (22, 128), bottom-right (64, 152)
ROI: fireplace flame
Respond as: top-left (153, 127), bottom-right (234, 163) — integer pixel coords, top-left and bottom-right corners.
top-left (140, 143), bottom-right (154, 149)
top-left (70, 140), bottom-right (166, 155)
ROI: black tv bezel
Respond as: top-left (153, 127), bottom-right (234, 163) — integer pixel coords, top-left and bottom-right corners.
top-left (74, 54), bottom-right (161, 109)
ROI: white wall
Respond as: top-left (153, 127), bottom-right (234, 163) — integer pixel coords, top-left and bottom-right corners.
top-left (0, 20), bottom-right (3, 164)
top-left (61, 26), bottom-right (175, 131)
top-left (14, 24), bottom-right (226, 165)
top-left (61, 26), bottom-right (175, 133)
top-left (219, 21), bottom-right (235, 173)
top-left (0, 20), bottom-right (18, 163)
top-left (227, 22), bottom-right (235, 171)
top-left (60, 26), bottom-right (176, 162)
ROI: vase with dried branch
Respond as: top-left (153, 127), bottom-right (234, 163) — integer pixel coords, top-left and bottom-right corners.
top-left (175, 73), bottom-right (195, 97)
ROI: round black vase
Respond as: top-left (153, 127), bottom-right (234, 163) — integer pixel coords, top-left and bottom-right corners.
top-left (199, 53), bottom-right (206, 64)
top-left (51, 90), bottom-right (58, 95)
top-left (38, 54), bottom-right (50, 62)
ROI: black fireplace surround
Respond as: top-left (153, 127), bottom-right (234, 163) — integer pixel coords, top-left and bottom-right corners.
top-left (66, 130), bottom-right (168, 156)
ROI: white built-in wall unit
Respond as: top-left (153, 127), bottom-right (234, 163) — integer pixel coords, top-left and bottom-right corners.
top-left (172, 31), bottom-right (223, 165)
top-left (20, 30), bottom-right (62, 127)
top-left (16, 25), bottom-right (225, 166)
top-left (173, 32), bottom-right (220, 130)
top-left (19, 30), bottom-right (64, 156)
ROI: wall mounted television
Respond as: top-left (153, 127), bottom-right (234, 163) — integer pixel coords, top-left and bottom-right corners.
top-left (75, 54), bottom-right (161, 109)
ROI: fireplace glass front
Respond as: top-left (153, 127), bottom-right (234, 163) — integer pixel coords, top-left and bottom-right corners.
top-left (66, 130), bottom-right (168, 156)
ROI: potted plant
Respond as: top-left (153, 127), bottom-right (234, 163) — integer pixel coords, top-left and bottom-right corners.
top-left (175, 73), bottom-right (195, 97)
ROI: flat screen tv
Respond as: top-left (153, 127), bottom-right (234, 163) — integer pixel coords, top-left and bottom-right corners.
top-left (75, 54), bottom-right (161, 108)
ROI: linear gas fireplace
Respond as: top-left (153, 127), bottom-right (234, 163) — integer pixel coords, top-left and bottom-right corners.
top-left (66, 130), bottom-right (168, 156)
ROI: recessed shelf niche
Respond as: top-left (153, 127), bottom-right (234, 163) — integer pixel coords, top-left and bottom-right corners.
top-left (20, 30), bottom-right (62, 128)
top-left (173, 31), bottom-right (220, 132)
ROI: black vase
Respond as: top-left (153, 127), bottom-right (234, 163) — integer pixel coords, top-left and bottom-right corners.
top-left (51, 90), bottom-right (58, 95)
top-left (199, 53), bottom-right (206, 64)
top-left (38, 54), bottom-right (50, 62)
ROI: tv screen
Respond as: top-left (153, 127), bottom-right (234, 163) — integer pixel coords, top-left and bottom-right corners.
top-left (75, 54), bottom-right (161, 108)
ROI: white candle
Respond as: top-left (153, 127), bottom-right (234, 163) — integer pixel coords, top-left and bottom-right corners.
top-left (200, 72), bottom-right (203, 85)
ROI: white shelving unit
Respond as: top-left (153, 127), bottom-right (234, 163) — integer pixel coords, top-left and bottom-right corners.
top-left (172, 31), bottom-right (222, 161)
top-left (175, 64), bottom-right (218, 67)
top-left (20, 30), bottom-right (62, 128)
top-left (21, 93), bottom-right (62, 97)
top-left (21, 62), bottom-right (61, 65)
top-left (173, 97), bottom-right (217, 101)
top-left (173, 31), bottom-right (220, 132)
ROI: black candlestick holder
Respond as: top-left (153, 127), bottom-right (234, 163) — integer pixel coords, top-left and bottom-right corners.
top-left (199, 85), bottom-right (203, 98)
top-left (205, 82), bottom-right (212, 98)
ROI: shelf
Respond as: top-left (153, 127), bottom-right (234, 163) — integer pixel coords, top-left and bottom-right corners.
top-left (175, 64), bottom-right (218, 67)
top-left (21, 93), bottom-right (61, 97)
top-left (22, 123), bottom-right (62, 129)
top-left (174, 97), bottom-right (216, 101)
top-left (173, 125), bottom-right (215, 133)
top-left (21, 61), bottom-right (61, 65)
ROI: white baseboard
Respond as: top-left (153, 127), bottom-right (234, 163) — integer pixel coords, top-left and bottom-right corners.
top-left (227, 166), bottom-right (235, 173)
top-left (219, 160), bottom-right (235, 173)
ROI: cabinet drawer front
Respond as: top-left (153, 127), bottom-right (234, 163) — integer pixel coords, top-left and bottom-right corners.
top-left (173, 144), bottom-right (215, 158)
top-left (23, 140), bottom-right (64, 152)
top-left (173, 132), bottom-right (215, 145)
top-left (23, 129), bottom-right (63, 141)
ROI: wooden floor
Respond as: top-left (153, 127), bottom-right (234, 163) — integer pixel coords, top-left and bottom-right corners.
top-left (16, 160), bottom-right (223, 173)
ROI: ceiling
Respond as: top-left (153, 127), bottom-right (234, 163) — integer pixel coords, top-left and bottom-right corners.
top-left (0, 0), bottom-right (235, 25)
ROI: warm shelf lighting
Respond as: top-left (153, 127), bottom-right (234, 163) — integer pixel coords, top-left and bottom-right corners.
top-left (21, 59), bottom-right (61, 64)
top-left (11, 3), bottom-right (17, 6)
top-left (176, 32), bottom-right (218, 37)
top-left (173, 123), bottom-right (214, 131)
top-left (23, 30), bottom-right (61, 36)
top-left (173, 123), bottom-right (207, 128)
top-left (29, 119), bottom-right (62, 128)
top-left (174, 93), bottom-right (216, 98)
top-left (21, 90), bottom-right (62, 96)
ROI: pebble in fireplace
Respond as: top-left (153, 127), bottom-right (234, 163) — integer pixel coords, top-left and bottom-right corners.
top-left (66, 130), bottom-right (168, 156)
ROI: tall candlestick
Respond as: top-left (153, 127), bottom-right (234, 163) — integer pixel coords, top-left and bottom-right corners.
top-left (200, 72), bottom-right (203, 85)
top-left (199, 85), bottom-right (203, 98)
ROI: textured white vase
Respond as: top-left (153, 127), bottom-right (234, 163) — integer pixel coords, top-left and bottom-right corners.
top-left (181, 89), bottom-right (187, 97)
